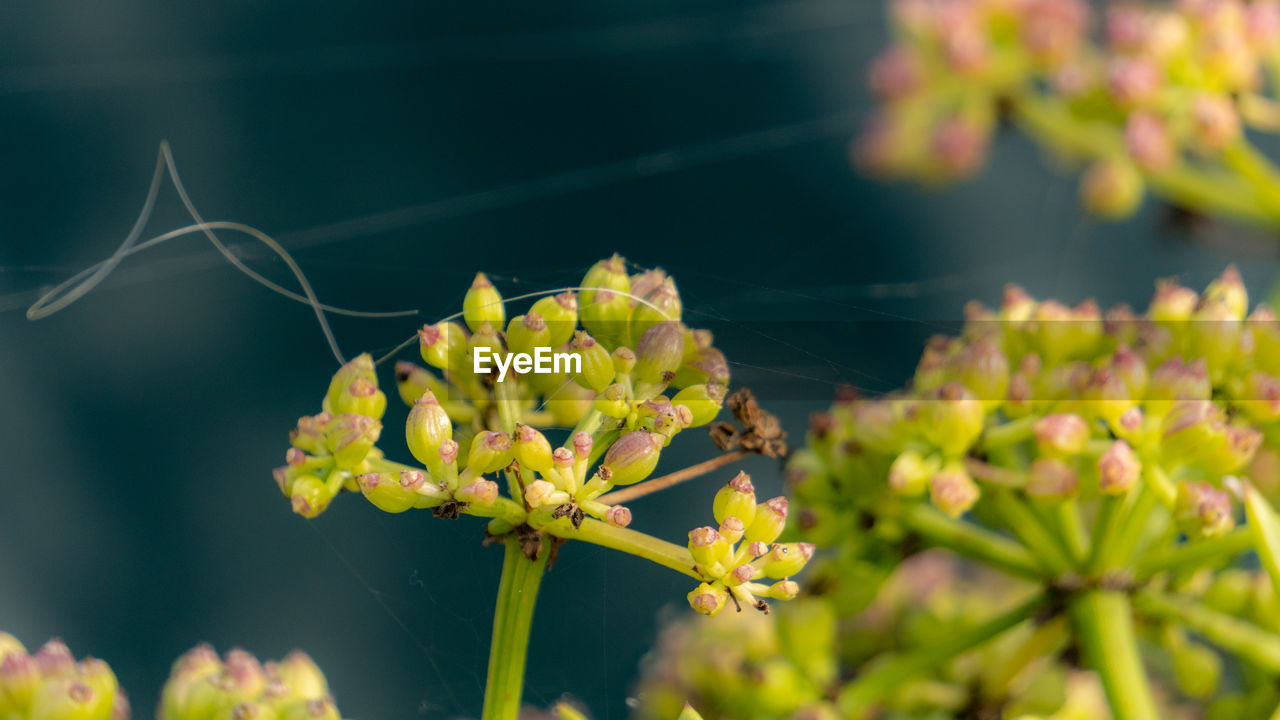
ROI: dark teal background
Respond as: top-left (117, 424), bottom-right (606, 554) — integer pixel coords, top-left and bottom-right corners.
top-left (0, 2), bottom-right (1274, 719)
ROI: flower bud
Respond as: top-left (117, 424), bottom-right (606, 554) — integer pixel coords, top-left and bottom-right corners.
top-left (530, 292), bottom-right (579, 348)
top-left (1241, 371), bottom-right (1280, 422)
top-left (1205, 265), bottom-right (1248, 321)
top-left (718, 516), bottom-right (745, 545)
top-left (1033, 413), bottom-right (1090, 457)
top-left (358, 472), bottom-right (416, 514)
top-left (271, 652), bottom-right (327, 701)
top-left (506, 313), bottom-right (551, 358)
top-left (1204, 424), bottom-right (1263, 475)
top-left (224, 650), bottom-right (265, 698)
top-left (929, 464), bottom-right (979, 518)
top-left (1098, 440), bottom-right (1141, 495)
top-left (1107, 56), bottom-right (1162, 106)
top-left (466, 431), bottom-right (514, 475)
top-left (634, 322), bottom-right (685, 385)
top-left (1025, 458), bottom-right (1079, 502)
top-left (329, 376), bottom-right (387, 421)
top-left (1175, 481), bottom-right (1234, 539)
top-left (277, 698), bottom-right (341, 720)
top-left (761, 543), bottom-right (815, 578)
top-left (394, 362), bottom-right (446, 408)
top-left (689, 527), bottom-right (731, 568)
top-left (455, 479), bottom-right (499, 506)
top-left (29, 679), bottom-right (110, 720)
top-left (611, 347), bottom-right (637, 377)
top-left (1081, 158), bottom-right (1144, 219)
top-left (1, 652), bottom-right (39, 715)
top-left (1149, 358), bottom-right (1212, 402)
top-left (765, 579), bottom-right (800, 600)
top-left (671, 383), bottom-right (726, 427)
top-left (868, 45), bottom-right (923, 99)
top-left (570, 332), bottom-right (614, 392)
top-left (605, 505), bottom-right (632, 528)
top-left (601, 431), bottom-right (664, 485)
top-left (631, 277), bottom-right (683, 344)
top-left (1191, 94), bottom-right (1241, 153)
top-left (745, 497), bottom-right (789, 545)
top-left (324, 354), bottom-right (375, 414)
top-left (513, 424), bottom-right (554, 474)
top-left (713, 472), bottom-right (758, 527)
top-left (33, 640), bottom-right (74, 678)
top-left (952, 339), bottom-right (1009, 401)
top-left (1126, 111), bottom-right (1176, 172)
top-left (687, 583), bottom-right (729, 617)
top-left (1171, 638), bottom-right (1222, 699)
top-left (580, 254), bottom-right (630, 306)
top-left (0, 634), bottom-right (23, 663)
top-left (931, 116), bottom-right (989, 177)
top-left (922, 383), bottom-right (984, 457)
top-left (673, 347), bottom-right (730, 388)
top-left (406, 392), bottom-right (453, 470)
top-left (462, 272), bottom-right (505, 333)
top-left (571, 432), bottom-right (593, 460)
top-left (888, 449), bottom-right (939, 497)
top-left (418, 321), bottom-right (469, 372)
top-left (593, 383), bottom-right (630, 419)
top-left (524, 479), bottom-right (561, 509)
top-left (290, 475), bottom-right (334, 519)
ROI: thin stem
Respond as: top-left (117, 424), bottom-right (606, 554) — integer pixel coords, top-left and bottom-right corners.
top-left (596, 450), bottom-right (749, 505)
top-left (1096, 484), bottom-right (1159, 573)
top-left (990, 490), bottom-right (1074, 576)
top-left (1070, 590), bottom-right (1158, 720)
top-left (481, 537), bottom-right (549, 720)
top-left (1085, 493), bottom-right (1124, 575)
top-left (1134, 527), bottom-right (1252, 580)
top-left (837, 593), bottom-right (1046, 718)
top-left (1134, 589), bottom-right (1280, 674)
top-left (981, 416), bottom-right (1038, 451)
top-left (1056, 499), bottom-right (1088, 565)
top-left (541, 517), bottom-right (700, 579)
top-left (900, 504), bottom-right (1041, 580)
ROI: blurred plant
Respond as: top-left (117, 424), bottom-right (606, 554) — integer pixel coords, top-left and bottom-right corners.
top-left (0, 634), bottom-right (130, 720)
top-left (272, 255), bottom-right (806, 720)
top-left (858, 0), bottom-right (1280, 228)
top-left (158, 645), bottom-right (340, 720)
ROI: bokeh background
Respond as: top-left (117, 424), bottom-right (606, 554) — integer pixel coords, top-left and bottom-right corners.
top-left (1, 1), bottom-right (1276, 718)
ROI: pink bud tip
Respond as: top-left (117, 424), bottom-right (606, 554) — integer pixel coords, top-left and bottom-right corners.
top-left (414, 390), bottom-right (440, 406)
top-left (439, 439), bottom-right (459, 464)
top-left (727, 471), bottom-right (754, 495)
top-left (748, 541), bottom-right (769, 558)
top-left (286, 448), bottom-right (306, 467)
top-left (418, 324), bottom-right (441, 347)
top-left (272, 467), bottom-right (288, 493)
top-left (720, 516), bottom-right (745, 535)
top-left (572, 432), bottom-right (593, 458)
top-left (690, 591), bottom-right (721, 615)
top-left (348, 378), bottom-right (376, 398)
top-left (761, 496), bottom-right (789, 521)
top-left (400, 470), bottom-right (427, 490)
top-left (730, 565), bottom-right (754, 584)
top-left (605, 506), bottom-right (632, 528)
top-left (522, 312), bottom-right (546, 331)
top-left (357, 473), bottom-right (380, 491)
top-left (34, 639), bottom-right (74, 675)
top-left (460, 480), bottom-right (499, 506)
top-left (689, 526), bottom-right (722, 548)
top-left (553, 447), bottom-right (574, 468)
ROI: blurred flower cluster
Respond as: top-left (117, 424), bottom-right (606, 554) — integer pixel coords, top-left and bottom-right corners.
top-left (0, 635), bottom-right (129, 720)
top-left (859, 0), bottom-right (1280, 227)
top-left (159, 645), bottom-right (340, 720)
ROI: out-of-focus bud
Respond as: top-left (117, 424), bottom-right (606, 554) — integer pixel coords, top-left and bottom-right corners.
top-left (1151, 279), bottom-right (1199, 324)
top-left (1248, 1), bottom-right (1280, 49)
top-left (601, 431), bottom-right (664, 485)
top-left (631, 278), bottom-right (683, 344)
top-left (29, 679), bottom-right (110, 720)
top-left (1162, 400), bottom-right (1227, 465)
top-left (506, 313), bottom-right (550, 357)
top-left (672, 383), bottom-right (726, 427)
top-left (765, 579), bottom-right (801, 600)
top-left (530, 292), bottom-right (579, 348)
top-left (394, 362), bottom-right (447, 408)
top-left (277, 698), bottom-right (341, 720)
top-left (1191, 94), bottom-right (1241, 153)
top-left (1107, 57), bottom-right (1162, 106)
top-left (579, 289), bottom-right (632, 349)
top-left (1205, 265), bottom-right (1248, 320)
top-left (462, 272), bottom-right (506, 333)
top-left (922, 383), bottom-right (984, 456)
top-left (1149, 358), bottom-right (1212, 402)
top-left (634, 322), bottom-right (685, 385)
top-left (868, 45), bottom-right (923, 98)
top-left (929, 463), bottom-right (980, 518)
top-left (406, 392), bottom-right (453, 470)
top-left (1188, 298), bottom-right (1242, 382)
top-left (952, 339), bottom-right (1009, 401)
top-left (761, 543), bottom-right (815, 578)
top-left (745, 497), bottom-right (789, 545)
top-left (931, 116), bottom-right (989, 177)
top-left (571, 332), bottom-right (614, 392)
top-left (418, 322), bottom-right (469, 372)
top-left (713, 472), bottom-right (758, 527)
top-left (1080, 158), bottom-right (1144, 219)
top-left (673, 347), bottom-right (730, 388)
top-left (467, 431), bottom-right (514, 475)
top-left (1107, 5), bottom-right (1147, 51)
top-left (1033, 413), bottom-right (1090, 457)
top-left (888, 449), bottom-right (940, 497)
top-left (224, 650), bottom-right (265, 698)
top-left (1026, 458), bottom-right (1079, 502)
top-left (1125, 111), bottom-right (1177, 172)
top-left (1175, 481), bottom-right (1235, 539)
top-left (513, 425), bottom-right (554, 474)
top-left (687, 583), bottom-right (729, 617)
top-left (1239, 371), bottom-right (1280, 422)
top-left (1098, 440), bottom-right (1141, 495)
top-left (0, 651), bottom-right (40, 715)
top-left (1023, 0), bottom-right (1089, 65)
top-left (1171, 638), bottom-right (1222, 699)
top-left (523, 480), bottom-right (563, 509)
top-left (358, 472), bottom-right (416, 514)
top-left (1204, 424), bottom-right (1263, 475)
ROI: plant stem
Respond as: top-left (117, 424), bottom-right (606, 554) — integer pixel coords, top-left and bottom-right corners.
top-left (900, 504), bottom-right (1041, 580)
top-left (981, 416), bottom-right (1038, 451)
top-left (991, 490), bottom-right (1075, 576)
top-left (482, 536), bottom-right (549, 720)
top-left (541, 517), bottom-right (700, 579)
top-left (596, 450), bottom-right (749, 505)
top-left (1134, 527), bottom-right (1252, 580)
top-left (1070, 590), bottom-right (1158, 720)
top-left (1134, 590), bottom-right (1280, 673)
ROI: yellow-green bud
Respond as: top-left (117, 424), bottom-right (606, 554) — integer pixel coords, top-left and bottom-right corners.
top-left (601, 431), bottom-right (664, 485)
top-left (634, 322), bottom-right (685, 385)
top-left (324, 354), bottom-right (375, 415)
top-left (271, 652), bottom-right (327, 701)
top-left (466, 431), bottom-right (514, 475)
top-left (506, 313), bottom-right (551, 357)
top-left (393, 362), bottom-right (447, 408)
top-left (513, 425), bottom-right (554, 474)
top-left (580, 254), bottom-right (630, 306)
top-left (1097, 440), bottom-right (1140, 495)
top-left (673, 347), bottom-right (730, 389)
top-left (611, 347), bottom-right (636, 377)
top-left (570, 333), bottom-right (614, 392)
top-left (671, 383), bottom-right (726, 428)
top-left (357, 472), bottom-right (416, 514)
top-left (579, 289), bottom-right (632, 349)
top-left (324, 414), bottom-right (381, 470)
top-left (1175, 481), bottom-right (1234, 539)
top-left (29, 678), bottom-right (111, 720)
top-left (929, 463), bottom-right (979, 518)
top-left (888, 449), bottom-right (939, 497)
top-left (1033, 414), bottom-right (1090, 458)
top-left (688, 527), bottom-right (731, 568)
top-left (289, 476), bottom-right (334, 519)
top-left (744, 497), bottom-right (789, 545)
top-left (1171, 639), bottom-right (1222, 699)
top-left (761, 542), bottom-right (815, 578)
top-left (418, 322), bottom-right (469, 372)
top-left (1080, 158), bottom-right (1144, 219)
top-left (406, 393), bottom-right (452, 471)
top-left (592, 384), bottom-right (630, 419)
top-left (922, 383), bottom-right (984, 457)
top-left (630, 277), bottom-right (683, 343)
top-left (0, 652), bottom-right (40, 716)
top-left (462, 273), bottom-right (505, 333)
top-left (529, 292), bottom-right (579, 348)
top-left (329, 377), bottom-right (386, 420)
top-left (712, 471), bottom-right (758, 527)
top-left (687, 583), bottom-right (729, 617)
top-left (1025, 458), bottom-right (1079, 502)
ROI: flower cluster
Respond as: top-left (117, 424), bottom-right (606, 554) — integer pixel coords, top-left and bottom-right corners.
top-left (0, 634), bottom-right (130, 720)
top-left (859, 0), bottom-right (1280, 227)
top-left (685, 472), bottom-right (812, 617)
top-left (159, 645), bottom-right (340, 720)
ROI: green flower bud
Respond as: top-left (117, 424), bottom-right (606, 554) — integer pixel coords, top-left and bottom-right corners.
top-left (324, 354), bottom-right (375, 415)
top-left (513, 425), bottom-right (554, 474)
top-left (592, 383), bottom-right (630, 419)
top-left (271, 652), bottom-right (327, 701)
top-left (712, 472), bottom-right (758, 527)
top-left (543, 381), bottom-right (594, 427)
top-left (1175, 481), bottom-right (1234, 539)
top-left (466, 431), bottom-right (514, 475)
top-left (634, 322), bottom-right (686, 386)
top-left (1203, 424), bottom-right (1263, 475)
top-left (406, 393), bottom-right (452, 471)
top-left (393, 362), bottom-right (447, 408)
top-left (462, 273), bottom-right (505, 333)
top-left (888, 449), bottom-right (939, 497)
top-left (1080, 158), bottom-right (1144, 219)
top-left (529, 292), bottom-right (579, 348)
top-left (418, 322), bottom-right (469, 372)
top-left (952, 338), bottom-right (1009, 401)
top-left (329, 377), bottom-right (386, 420)
top-left (324, 414), bottom-right (381, 469)
top-left (922, 383), bottom-right (984, 457)
top-left (718, 516), bottom-right (745, 545)
top-left (1171, 639), bottom-right (1222, 699)
top-left (1097, 440), bottom-right (1140, 495)
top-left (1150, 280), bottom-right (1200, 324)
top-left (524, 479), bottom-right (567, 509)
top-left (456, 479), bottom-right (499, 506)
top-left (689, 527), bottom-right (731, 569)
top-left (1239, 371), bottom-right (1280, 423)
top-left (570, 333), bottom-right (614, 392)
top-left (357, 472), bottom-right (416, 514)
top-left (1204, 265), bottom-right (1248, 321)
top-left (290, 475), bottom-right (334, 519)
top-left (745, 497), bottom-right (789, 545)
top-left (1025, 458), bottom-right (1079, 502)
top-left (506, 313), bottom-right (551, 357)
top-left (687, 583), bottom-right (729, 617)
top-left (601, 431), bottom-right (664, 485)
top-left (29, 679), bottom-right (110, 720)
top-left (276, 698), bottom-right (340, 720)
top-left (1188, 299), bottom-right (1242, 383)
top-left (223, 650), bottom-right (265, 699)
top-left (611, 347), bottom-right (637, 377)
top-left (630, 277), bottom-right (683, 344)
top-left (579, 289), bottom-right (632, 349)
top-left (1203, 569), bottom-right (1254, 616)
top-left (1033, 413), bottom-right (1090, 458)
top-left (1161, 400), bottom-right (1227, 466)
top-left (929, 463), bottom-right (979, 518)
top-left (763, 579), bottom-right (800, 600)
top-left (673, 347), bottom-right (730, 389)
top-left (761, 543), bottom-right (815, 579)
top-left (1, 652), bottom-right (40, 716)
top-left (580, 255), bottom-right (630, 306)
top-left (671, 383), bottom-right (726, 428)
top-left (0, 634), bottom-right (24, 663)
top-left (604, 506), bottom-right (632, 528)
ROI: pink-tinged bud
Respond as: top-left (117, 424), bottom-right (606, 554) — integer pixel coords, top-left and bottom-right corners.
top-left (467, 431), bottom-right (514, 475)
top-left (0, 651), bottom-right (39, 710)
top-left (1191, 94), bottom-right (1241, 152)
top-left (111, 689), bottom-right (130, 720)
top-left (1107, 5), bottom-right (1148, 51)
top-left (1108, 57), bottom-right (1162, 106)
top-left (512, 425), bottom-right (554, 474)
top-left (888, 450), bottom-right (939, 497)
top-left (357, 472), bottom-right (415, 514)
top-left (456, 479), bottom-right (499, 506)
top-left (747, 541), bottom-right (770, 558)
top-left (438, 438), bottom-right (459, 466)
top-left (687, 583), bottom-right (729, 617)
top-left (1126, 111), bottom-right (1176, 172)
top-left (1215, 425), bottom-right (1263, 473)
top-left (1081, 158), bottom-right (1144, 219)
top-left (1241, 371), bottom-right (1280, 422)
top-left (1151, 279), bottom-right (1200, 323)
top-left (634, 321), bottom-right (685, 385)
top-left (713, 471), bottom-right (758, 526)
top-left (1205, 265), bottom-right (1249, 320)
top-left (931, 117), bottom-right (989, 176)
top-left (941, 13), bottom-right (988, 74)
top-left (761, 542), bottom-right (815, 578)
top-left (929, 464), bottom-right (980, 518)
top-left (605, 505), bottom-right (632, 528)
top-left (725, 564), bottom-right (754, 587)
top-left (399, 469), bottom-right (427, 491)
top-left (1052, 61), bottom-right (1096, 97)
top-left (406, 392), bottom-right (452, 470)
top-left (331, 376), bottom-right (386, 420)
top-left (1150, 357), bottom-right (1212, 402)
top-left (571, 431), bottom-right (593, 460)
top-left (418, 321), bottom-right (468, 371)
top-left (718, 516), bottom-right (745, 545)
top-left (34, 639), bottom-right (75, 676)
top-left (286, 448), bottom-right (306, 467)
top-left (1026, 458), bottom-right (1079, 502)
top-left (953, 339), bottom-right (1010, 401)
top-left (868, 46), bottom-right (923, 98)
top-left (766, 579), bottom-right (800, 600)
top-left (1176, 481), bottom-right (1235, 538)
top-left (1098, 440), bottom-right (1142, 495)
top-left (1023, 0), bottom-right (1090, 64)
top-left (1248, 1), bottom-right (1280, 48)
top-left (923, 382), bottom-right (985, 456)
top-left (601, 431), bottom-right (664, 486)
top-left (552, 447), bottom-right (574, 469)
top-left (274, 650), bottom-right (328, 699)
top-left (1034, 413), bottom-right (1091, 457)
top-left (745, 497), bottom-right (789, 545)
top-left (324, 414), bottom-right (382, 470)
top-left (225, 649), bottom-right (266, 697)
top-left (689, 527), bottom-right (731, 568)
top-left (524, 479), bottom-right (559, 509)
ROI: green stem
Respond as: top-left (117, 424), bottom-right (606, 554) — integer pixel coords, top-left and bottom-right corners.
top-left (1056, 499), bottom-right (1088, 565)
top-left (1070, 590), bottom-right (1158, 720)
top-left (991, 490), bottom-right (1074, 576)
top-left (1134, 527), bottom-right (1253, 580)
top-left (482, 537), bottom-right (549, 720)
top-left (1134, 590), bottom-right (1280, 673)
top-left (981, 416), bottom-right (1038, 451)
top-left (837, 593), bottom-right (1045, 718)
top-left (541, 517), bottom-right (700, 579)
top-left (900, 504), bottom-right (1041, 580)
top-left (1085, 493), bottom-right (1124, 575)
top-left (1096, 484), bottom-right (1159, 573)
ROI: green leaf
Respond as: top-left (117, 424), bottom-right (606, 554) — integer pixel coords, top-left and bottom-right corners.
top-left (1243, 481), bottom-right (1280, 597)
